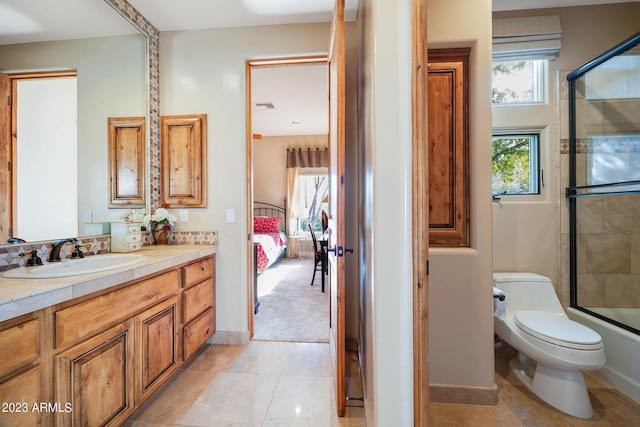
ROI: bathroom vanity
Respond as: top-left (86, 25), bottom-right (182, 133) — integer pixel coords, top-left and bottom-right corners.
top-left (0, 245), bottom-right (216, 426)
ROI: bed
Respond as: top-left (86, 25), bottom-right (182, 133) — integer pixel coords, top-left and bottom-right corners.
top-left (253, 200), bottom-right (288, 273)
top-left (253, 200), bottom-right (287, 313)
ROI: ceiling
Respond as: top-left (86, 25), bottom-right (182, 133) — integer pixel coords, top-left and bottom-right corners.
top-left (1, 0), bottom-right (635, 136)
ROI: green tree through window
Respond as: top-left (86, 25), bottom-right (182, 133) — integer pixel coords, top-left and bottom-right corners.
top-left (492, 135), bottom-right (539, 195)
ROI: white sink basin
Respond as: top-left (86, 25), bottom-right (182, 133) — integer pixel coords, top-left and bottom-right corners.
top-left (2, 253), bottom-right (146, 279)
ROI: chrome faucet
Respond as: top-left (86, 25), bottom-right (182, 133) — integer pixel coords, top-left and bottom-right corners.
top-left (48, 238), bottom-right (78, 262)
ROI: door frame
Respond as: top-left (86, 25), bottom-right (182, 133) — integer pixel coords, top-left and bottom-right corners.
top-left (2, 71), bottom-right (77, 242)
top-left (244, 56), bottom-right (328, 338)
top-left (411, 0), bottom-right (429, 424)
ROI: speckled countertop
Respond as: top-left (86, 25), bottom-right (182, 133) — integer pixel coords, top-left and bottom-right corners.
top-left (0, 245), bottom-right (217, 323)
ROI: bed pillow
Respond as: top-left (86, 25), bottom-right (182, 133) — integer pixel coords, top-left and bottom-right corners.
top-left (254, 216), bottom-right (282, 233)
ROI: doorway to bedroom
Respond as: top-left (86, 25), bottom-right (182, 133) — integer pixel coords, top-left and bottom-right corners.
top-left (247, 57), bottom-right (330, 343)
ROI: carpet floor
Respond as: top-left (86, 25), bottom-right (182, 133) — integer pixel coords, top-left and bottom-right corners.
top-left (253, 257), bottom-right (329, 343)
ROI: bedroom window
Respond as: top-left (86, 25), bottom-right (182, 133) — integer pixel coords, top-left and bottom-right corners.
top-left (292, 169), bottom-right (328, 233)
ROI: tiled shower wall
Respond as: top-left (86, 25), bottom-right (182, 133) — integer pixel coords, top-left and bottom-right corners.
top-left (559, 70), bottom-right (640, 309)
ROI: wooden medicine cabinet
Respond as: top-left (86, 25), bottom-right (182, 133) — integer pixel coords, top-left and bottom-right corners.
top-left (428, 48), bottom-right (470, 247)
top-left (108, 117), bottom-right (146, 207)
top-left (161, 114), bottom-right (207, 208)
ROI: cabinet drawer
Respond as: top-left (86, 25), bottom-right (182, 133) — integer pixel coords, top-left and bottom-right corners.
top-left (182, 278), bottom-right (214, 324)
top-left (55, 270), bottom-right (179, 348)
top-left (183, 307), bottom-right (214, 360)
top-left (0, 319), bottom-right (40, 379)
top-left (183, 257), bottom-right (214, 289)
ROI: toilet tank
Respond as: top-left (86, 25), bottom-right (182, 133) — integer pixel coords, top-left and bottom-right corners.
top-left (493, 272), bottom-right (564, 314)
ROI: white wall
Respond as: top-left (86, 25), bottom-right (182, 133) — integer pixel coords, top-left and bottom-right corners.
top-left (427, 0), bottom-right (496, 393)
top-left (358, 0), bottom-right (414, 424)
top-left (159, 24), bottom-right (331, 336)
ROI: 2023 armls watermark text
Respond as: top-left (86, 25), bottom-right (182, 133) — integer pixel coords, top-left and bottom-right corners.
top-left (2, 402), bottom-right (72, 413)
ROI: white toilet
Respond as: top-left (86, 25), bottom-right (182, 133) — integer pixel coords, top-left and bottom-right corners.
top-left (493, 272), bottom-right (605, 419)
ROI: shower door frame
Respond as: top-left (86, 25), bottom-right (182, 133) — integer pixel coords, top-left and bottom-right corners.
top-left (566, 31), bottom-right (640, 337)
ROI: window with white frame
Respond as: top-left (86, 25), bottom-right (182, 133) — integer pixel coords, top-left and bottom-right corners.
top-left (291, 169), bottom-right (328, 233)
top-left (492, 60), bottom-right (545, 104)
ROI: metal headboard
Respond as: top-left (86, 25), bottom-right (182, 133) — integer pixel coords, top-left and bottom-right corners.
top-left (253, 199), bottom-right (287, 234)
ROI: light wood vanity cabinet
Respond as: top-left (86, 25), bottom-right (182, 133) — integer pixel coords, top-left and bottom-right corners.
top-left (0, 254), bottom-right (215, 427)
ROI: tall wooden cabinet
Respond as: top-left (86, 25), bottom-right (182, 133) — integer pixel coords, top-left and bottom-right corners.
top-left (428, 48), bottom-right (470, 247)
top-left (0, 254), bottom-right (215, 427)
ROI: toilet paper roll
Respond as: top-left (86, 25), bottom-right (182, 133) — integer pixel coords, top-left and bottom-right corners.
top-left (494, 299), bottom-right (507, 321)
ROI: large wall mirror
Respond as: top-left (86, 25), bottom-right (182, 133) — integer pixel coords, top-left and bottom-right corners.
top-left (0, 0), bottom-right (159, 243)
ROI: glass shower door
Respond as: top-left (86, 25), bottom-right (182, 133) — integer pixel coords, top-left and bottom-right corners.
top-left (567, 32), bottom-right (640, 335)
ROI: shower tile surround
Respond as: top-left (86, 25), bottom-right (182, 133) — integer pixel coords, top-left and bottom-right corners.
top-left (559, 70), bottom-right (640, 310)
top-left (0, 231), bottom-right (218, 272)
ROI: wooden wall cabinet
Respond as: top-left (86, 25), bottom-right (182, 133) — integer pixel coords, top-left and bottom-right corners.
top-left (108, 117), bottom-right (146, 208)
top-left (428, 48), bottom-right (470, 247)
top-left (161, 114), bottom-right (207, 207)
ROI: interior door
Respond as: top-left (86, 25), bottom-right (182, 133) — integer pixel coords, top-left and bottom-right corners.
top-left (327, 0), bottom-right (347, 417)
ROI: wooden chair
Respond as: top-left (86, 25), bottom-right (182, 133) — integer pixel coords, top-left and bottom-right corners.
top-left (309, 224), bottom-right (323, 286)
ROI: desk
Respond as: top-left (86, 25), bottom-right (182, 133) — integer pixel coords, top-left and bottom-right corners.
top-left (319, 239), bottom-right (328, 292)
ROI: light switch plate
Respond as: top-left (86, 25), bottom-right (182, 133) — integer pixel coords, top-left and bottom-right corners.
top-left (226, 209), bottom-right (235, 223)
top-left (180, 209), bottom-right (188, 222)
top-left (83, 210), bottom-right (92, 222)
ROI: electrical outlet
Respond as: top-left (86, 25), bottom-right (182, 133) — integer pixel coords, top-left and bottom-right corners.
top-left (83, 210), bottom-right (92, 222)
top-left (226, 209), bottom-right (235, 223)
top-left (180, 209), bottom-right (188, 222)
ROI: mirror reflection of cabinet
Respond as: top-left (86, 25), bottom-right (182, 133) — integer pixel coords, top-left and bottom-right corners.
top-left (108, 117), bottom-right (146, 207)
top-left (428, 48), bottom-right (470, 247)
top-left (161, 114), bottom-right (207, 208)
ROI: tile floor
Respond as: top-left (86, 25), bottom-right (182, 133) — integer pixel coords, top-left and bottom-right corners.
top-left (429, 341), bottom-right (640, 426)
top-left (127, 338), bottom-right (640, 426)
top-left (125, 341), bottom-right (365, 426)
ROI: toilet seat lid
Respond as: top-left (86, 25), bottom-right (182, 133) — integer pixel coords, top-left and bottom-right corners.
top-left (514, 311), bottom-right (602, 349)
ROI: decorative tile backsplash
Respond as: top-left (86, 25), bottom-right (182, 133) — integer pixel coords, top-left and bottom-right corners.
top-left (0, 230), bottom-right (218, 272)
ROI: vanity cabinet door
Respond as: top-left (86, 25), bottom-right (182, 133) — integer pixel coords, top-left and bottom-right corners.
top-left (0, 366), bottom-right (42, 427)
top-left (135, 296), bottom-right (179, 404)
top-left (0, 316), bottom-right (45, 427)
top-left (54, 319), bottom-right (135, 427)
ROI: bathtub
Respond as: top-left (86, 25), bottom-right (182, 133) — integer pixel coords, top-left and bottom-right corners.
top-left (568, 307), bottom-right (640, 403)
